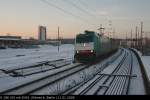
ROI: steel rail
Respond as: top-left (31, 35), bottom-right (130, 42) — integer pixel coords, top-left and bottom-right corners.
top-left (0, 63), bottom-right (87, 95)
top-left (62, 50), bottom-right (127, 95)
top-left (104, 51), bottom-right (133, 95)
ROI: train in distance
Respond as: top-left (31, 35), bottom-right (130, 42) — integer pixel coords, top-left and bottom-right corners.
top-left (74, 30), bottom-right (119, 63)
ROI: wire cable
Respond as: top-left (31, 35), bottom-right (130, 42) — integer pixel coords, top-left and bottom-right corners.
top-left (63, 0), bottom-right (95, 18)
top-left (40, 0), bottom-right (95, 26)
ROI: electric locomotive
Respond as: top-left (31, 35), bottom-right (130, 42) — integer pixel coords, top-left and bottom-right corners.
top-left (74, 30), bottom-right (118, 62)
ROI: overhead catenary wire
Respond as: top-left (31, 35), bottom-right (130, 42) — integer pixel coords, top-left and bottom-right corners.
top-left (40, 0), bottom-right (96, 26)
top-left (77, 0), bottom-right (88, 8)
top-left (77, 0), bottom-right (109, 20)
top-left (76, 0), bottom-right (111, 32)
top-left (77, 0), bottom-right (95, 15)
top-left (63, 0), bottom-right (95, 18)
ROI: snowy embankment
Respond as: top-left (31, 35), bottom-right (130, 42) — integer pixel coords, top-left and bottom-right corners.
top-left (132, 48), bottom-right (150, 81)
top-left (131, 48), bottom-right (150, 93)
top-left (141, 56), bottom-right (150, 82)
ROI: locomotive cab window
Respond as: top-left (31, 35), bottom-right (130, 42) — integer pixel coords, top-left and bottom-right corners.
top-left (76, 35), bottom-right (93, 43)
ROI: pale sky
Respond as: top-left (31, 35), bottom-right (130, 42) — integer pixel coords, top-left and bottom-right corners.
top-left (0, 0), bottom-right (150, 39)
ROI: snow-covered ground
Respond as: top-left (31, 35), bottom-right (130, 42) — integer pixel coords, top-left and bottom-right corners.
top-left (0, 44), bottom-right (74, 86)
top-left (141, 56), bottom-right (150, 81)
top-left (0, 44), bottom-right (74, 70)
top-left (0, 47), bottom-right (121, 95)
top-left (131, 48), bottom-right (150, 83)
top-left (0, 47), bottom-right (147, 95)
top-left (128, 52), bottom-right (146, 95)
top-left (131, 49), bottom-right (150, 93)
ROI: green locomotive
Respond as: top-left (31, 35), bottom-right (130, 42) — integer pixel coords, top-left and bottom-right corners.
top-left (74, 30), bottom-right (118, 62)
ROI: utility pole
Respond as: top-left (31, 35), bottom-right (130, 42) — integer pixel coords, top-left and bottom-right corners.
top-left (58, 26), bottom-right (60, 52)
top-left (141, 22), bottom-right (143, 54)
top-left (113, 28), bottom-right (115, 39)
top-left (108, 20), bottom-right (112, 38)
top-left (137, 27), bottom-right (140, 49)
top-left (135, 26), bottom-right (138, 49)
top-left (131, 29), bottom-right (133, 48)
top-left (126, 33), bottom-right (128, 47)
top-left (98, 24), bottom-right (105, 35)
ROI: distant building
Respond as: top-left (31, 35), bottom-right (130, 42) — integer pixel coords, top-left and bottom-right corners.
top-left (0, 36), bottom-right (21, 40)
top-left (38, 26), bottom-right (47, 41)
top-left (0, 35), bottom-right (39, 48)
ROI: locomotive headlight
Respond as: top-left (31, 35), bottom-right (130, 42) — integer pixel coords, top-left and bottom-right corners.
top-left (91, 50), bottom-right (94, 53)
top-left (77, 51), bottom-right (79, 53)
top-left (83, 43), bottom-right (86, 47)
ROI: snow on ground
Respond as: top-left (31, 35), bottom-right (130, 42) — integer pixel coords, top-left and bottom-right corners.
top-left (0, 48), bottom-right (121, 95)
top-left (130, 49), bottom-right (150, 85)
top-left (0, 44), bottom-right (74, 70)
top-left (128, 52), bottom-right (146, 95)
top-left (30, 49), bottom-right (122, 95)
top-left (101, 50), bottom-right (125, 74)
top-left (0, 44), bottom-right (74, 88)
top-left (132, 48), bottom-right (150, 83)
top-left (141, 56), bottom-right (150, 81)
top-left (130, 49), bottom-right (150, 94)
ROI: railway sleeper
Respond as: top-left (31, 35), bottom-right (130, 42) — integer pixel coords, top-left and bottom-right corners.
top-left (6, 62), bottom-right (71, 77)
top-left (98, 74), bottom-right (137, 78)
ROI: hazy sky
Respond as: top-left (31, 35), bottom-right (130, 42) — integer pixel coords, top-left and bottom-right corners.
top-left (0, 0), bottom-right (150, 39)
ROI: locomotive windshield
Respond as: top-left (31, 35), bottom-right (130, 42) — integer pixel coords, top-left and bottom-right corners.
top-left (76, 35), bottom-right (93, 43)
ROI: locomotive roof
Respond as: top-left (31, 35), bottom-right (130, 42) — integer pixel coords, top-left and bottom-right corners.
top-left (77, 30), bottom-right (109, 39)
top-left (77, 31), bottom-right (95, 36)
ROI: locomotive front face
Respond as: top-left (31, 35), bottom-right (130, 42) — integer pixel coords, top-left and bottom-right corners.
top-left (74, 30), bottom-right (119, 63)
top-left (74, 32), bottom-right (96, 61)
top-left (75, 34), bottom-right (94, 54)
top-left (75, 42), bottom-right (94, 55)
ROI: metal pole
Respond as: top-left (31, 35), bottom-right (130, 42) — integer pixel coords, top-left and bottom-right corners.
top-left (131, 29), bottom-right (133, 48)
top-left (141, 22), bottom-right (143, 54)
top-left (98, 24), bottom-right (105, 35)
top-left (135, 26), bottom-right (138, 49)
top-left (58, 27), bottom-right (60, 52)
top-left (126, 33), bottom-right (128, 47)
top-left (138, 27), bottom-right (140, 49)
top-left (100, 24), bottom-right (102, 34)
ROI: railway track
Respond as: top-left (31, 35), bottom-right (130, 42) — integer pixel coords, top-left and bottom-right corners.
top-left (104, 51), bottom-right (133, 95)
top-left (62, 49), bottom-right (135, 95)
top-left (30, 49), bottom-right (123, 95)
top-left (0, 63), bottom-right (86, 95)
top-left (0, 49), bottom-right (123, 95)
top-left (0, 58), bottom-right (73, 77)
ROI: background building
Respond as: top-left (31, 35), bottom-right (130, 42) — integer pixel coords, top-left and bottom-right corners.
top-left (38, 26), bottom-right (47, 41)
top-left (0, 35), bottom-right (40, 49)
